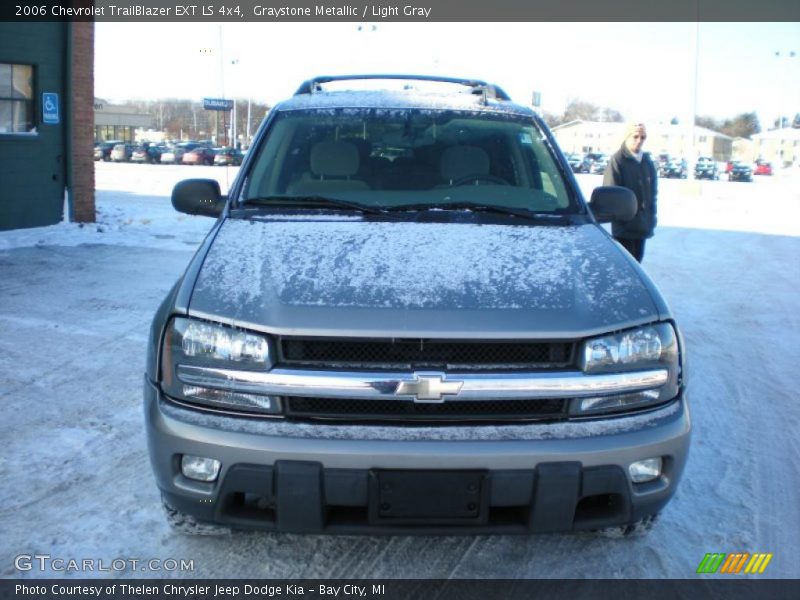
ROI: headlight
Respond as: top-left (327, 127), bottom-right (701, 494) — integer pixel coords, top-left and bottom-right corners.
top-left (180, 319), bottom-right (270, 363)
top-left (580, 325), bottom-right (666, 372)
top-left (160, 317), bottom-right (281, 415)
top-left (572, 323), bottom-right (681, 416)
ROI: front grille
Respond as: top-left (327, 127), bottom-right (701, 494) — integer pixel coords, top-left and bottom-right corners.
top-left (279, 338), bottom-right (575, 370)
top-left (284, 396), bottom-right (568, 422)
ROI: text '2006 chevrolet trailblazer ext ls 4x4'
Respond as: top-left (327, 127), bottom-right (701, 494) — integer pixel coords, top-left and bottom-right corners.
top-left (144, 75), bottom-right (689, 537)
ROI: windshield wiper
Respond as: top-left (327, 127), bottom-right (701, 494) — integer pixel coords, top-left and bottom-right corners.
top-left (385, 202), bottom-right (569, 222)
top-left (240, 195), bottom-right (386, 215)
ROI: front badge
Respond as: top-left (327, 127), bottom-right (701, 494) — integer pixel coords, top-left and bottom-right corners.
top-left (395, 372), bottom-right (464, 403)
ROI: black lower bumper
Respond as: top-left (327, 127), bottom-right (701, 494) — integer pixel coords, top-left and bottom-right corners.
top-left (162, 460), bottom-right (673, 535)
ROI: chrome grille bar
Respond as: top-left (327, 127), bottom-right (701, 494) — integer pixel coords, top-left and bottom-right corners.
top-left (176, 365), bottom-right (669, 401)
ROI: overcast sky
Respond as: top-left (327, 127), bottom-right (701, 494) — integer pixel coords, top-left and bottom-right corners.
top-left (94, 22), bottom-right (800, 128)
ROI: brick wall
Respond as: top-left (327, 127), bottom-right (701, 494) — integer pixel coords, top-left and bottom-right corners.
top-left (70, 22), bottom-right (95, 223)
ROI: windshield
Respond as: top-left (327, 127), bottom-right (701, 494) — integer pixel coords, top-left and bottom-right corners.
top-left (241, 108), bottom-right (577, 213)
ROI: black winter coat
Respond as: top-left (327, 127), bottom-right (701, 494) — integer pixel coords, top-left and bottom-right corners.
top-left (603, 145), bottom-right (658, 239)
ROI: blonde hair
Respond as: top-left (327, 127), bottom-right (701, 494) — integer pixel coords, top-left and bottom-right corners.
top-left (623, 122), bottom-right (647, 143)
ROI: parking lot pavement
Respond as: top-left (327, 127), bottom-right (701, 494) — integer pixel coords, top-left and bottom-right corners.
top-left (0, 162), bottom-right (798, 579)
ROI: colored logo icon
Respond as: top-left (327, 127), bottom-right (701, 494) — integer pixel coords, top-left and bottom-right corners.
top-left (697, 553), bottom-right (773, 575)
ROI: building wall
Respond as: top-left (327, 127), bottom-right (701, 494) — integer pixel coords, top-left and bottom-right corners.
top-left (732, 138), bottom-right (756, 163)
top-left (0, 23), bottom-right (66, 230)
top-left (71, 23), bottom-right (94, 223)
top-left (752, 130), bottom-right (800, 166)
top-left (552, 121), bottom-right (733, 161)
top-left (0, 23), bottom-right (94, 231)
top-left (94, 99), bottom-right (153, 142)
top-left (709, 137), bottom-right (733, 162)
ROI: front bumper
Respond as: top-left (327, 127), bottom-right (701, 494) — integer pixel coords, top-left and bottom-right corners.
top-left (144, 378), bottom-right (691, 534)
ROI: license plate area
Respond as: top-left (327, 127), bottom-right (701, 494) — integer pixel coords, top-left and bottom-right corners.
top-left (368, 470), bottom-right (488, 525)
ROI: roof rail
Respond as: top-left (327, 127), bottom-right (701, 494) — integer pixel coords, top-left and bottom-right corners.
top-left (293, 74), bottom-right (511, 101)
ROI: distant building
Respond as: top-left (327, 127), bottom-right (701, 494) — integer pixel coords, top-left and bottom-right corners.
top-left (551, 120), bottom-right (733, 161)
top-left (550, 121), bottom-right (621, 155)
top-left (732, 137), bottom-right (756, 163)
top-left (750, 128), bottom-right (800, 167)
top-left (134, 129), bottom-right (167, 144)
top-left (94, 99), bottom-right (153, 142)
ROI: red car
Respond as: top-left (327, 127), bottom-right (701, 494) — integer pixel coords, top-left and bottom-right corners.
top-left (754, 160), bottom-right (773, 176)
top-left (181, 145), bottom-right (215, 166)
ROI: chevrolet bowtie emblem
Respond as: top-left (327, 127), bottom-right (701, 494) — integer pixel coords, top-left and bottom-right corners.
top-left (395, 372), bottom-right (464, 403)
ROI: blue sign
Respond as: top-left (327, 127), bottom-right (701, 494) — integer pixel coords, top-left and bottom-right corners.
top-left (42, 92), bottom-right (60, 124)
top-left (203, 98), bottom-right (234, 111)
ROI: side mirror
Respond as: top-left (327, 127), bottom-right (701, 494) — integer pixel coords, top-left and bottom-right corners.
top-left (588, 186), bottom-right (636, 223)
top-left (171, 179), bottom-right (225, 217)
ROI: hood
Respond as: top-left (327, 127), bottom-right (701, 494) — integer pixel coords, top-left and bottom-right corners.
top-left (188, 217), bottom-right (659, 338)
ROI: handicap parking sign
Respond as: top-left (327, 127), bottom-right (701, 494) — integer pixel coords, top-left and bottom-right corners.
top-left (43, 92), bottom-right (59, 124)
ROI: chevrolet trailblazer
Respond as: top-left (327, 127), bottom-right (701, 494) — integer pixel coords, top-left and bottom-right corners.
top-left (144, 75), bottom-right (689, 536)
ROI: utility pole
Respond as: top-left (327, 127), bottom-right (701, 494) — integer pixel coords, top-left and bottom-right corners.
top-left (230, 58), bottom-right (240, 148)
top-left (246, 97), bottom-right (251, 146)
top-left (232, 99), bottom-right (236, 148)
top-left (690, 21), bottom-right (700, 163)
top-left (218, 26), bottom-right (227, 145)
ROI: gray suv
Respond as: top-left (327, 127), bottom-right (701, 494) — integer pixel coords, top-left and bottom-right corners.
top-left (145, 75), bottom-right (689, 536)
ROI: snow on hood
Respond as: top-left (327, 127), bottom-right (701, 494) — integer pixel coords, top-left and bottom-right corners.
top-left (189, 217), bottom-right (657, 336)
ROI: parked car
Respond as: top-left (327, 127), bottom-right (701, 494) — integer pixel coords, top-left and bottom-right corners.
top-left (661, 158), bottom-right (688, 179)
top-left (586, 152), bottom-right (608, 174)
top-left (94, 140), bottom-right (123, 161)
top-left (571, 153), bottom-right (594, 174)
top-left (753, 159), bottom-right (773, 176)
top-left (109, 143), bottom-right (134, 162)
top-left (579, 155), bottom-right (594, 173)
top-left (728, 161), bottom-right (753, 182)
top-left (214, 147), bottom-right (245, 166)
top-left (655, 153), bottom-right (671, 176)
top-left (159, 144), bottom-right (179, 164)
top-left (694, 157), bottom-right (719, 180)
top-left (146, 74), bottom-right (689, 538)
top-left (182, 145), bottom-right (216, 166)
top-left (160, 142), bottom-right (200, 165)
top-left (131, 142), bottom-right (165, 164)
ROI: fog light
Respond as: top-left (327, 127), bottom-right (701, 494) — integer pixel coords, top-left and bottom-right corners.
top-left (629, 458), bottom-right (662, 483)
top-left (181, 455), bottom-right (221, 482)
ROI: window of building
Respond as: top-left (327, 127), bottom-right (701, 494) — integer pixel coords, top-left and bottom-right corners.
top-left (0, 63), bottom-right (35, 134)
top-left (95, 125), bottom-right (135, 142)
top-left (699, 135), bottom-right (707, 143)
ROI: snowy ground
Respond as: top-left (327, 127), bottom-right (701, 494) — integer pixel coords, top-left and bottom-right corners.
top-left (0, 162), bottom-right (798, 579)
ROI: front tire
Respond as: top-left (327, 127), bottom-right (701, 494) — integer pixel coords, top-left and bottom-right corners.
top-left (593, 514), bottom-right (659, 538)
top-left (162, 496), bottom-right (231, 536)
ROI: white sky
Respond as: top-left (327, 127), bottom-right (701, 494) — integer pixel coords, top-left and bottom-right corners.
top-left (94, 22), bottom-right (800, 128)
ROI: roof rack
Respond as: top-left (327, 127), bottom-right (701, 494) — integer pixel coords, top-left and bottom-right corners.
top-left (293, 74), bottom-right (511, 102)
